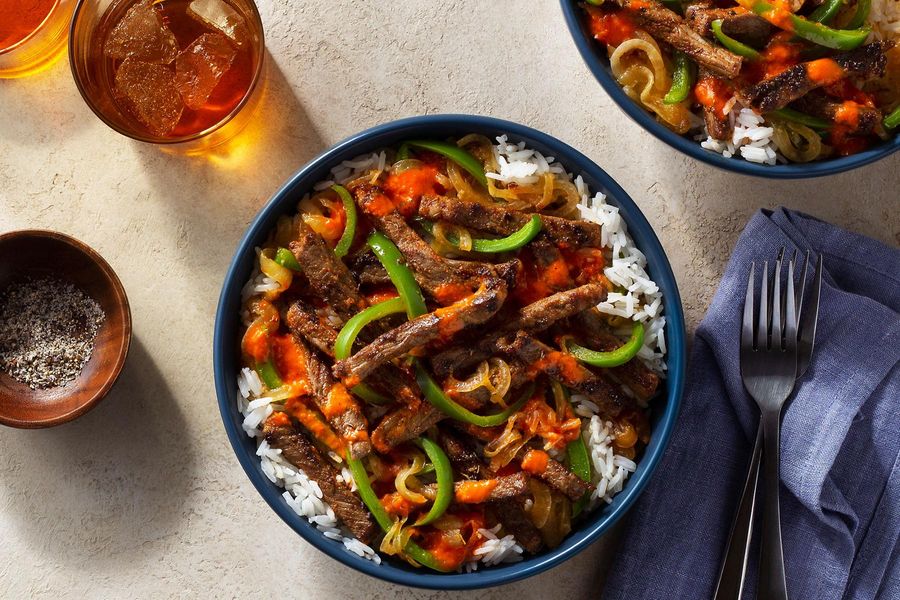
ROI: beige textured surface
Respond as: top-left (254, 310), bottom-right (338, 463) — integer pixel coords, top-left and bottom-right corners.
top-left (1, 1), bottom-right (898, 598)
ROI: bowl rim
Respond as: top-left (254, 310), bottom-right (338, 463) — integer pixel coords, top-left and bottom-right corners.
top-left (559, 0), bottom-right (900, 179)
top-left (0, 229), bottom-right (132, 428)
top-left (213, 114), bottom-right (686, 590)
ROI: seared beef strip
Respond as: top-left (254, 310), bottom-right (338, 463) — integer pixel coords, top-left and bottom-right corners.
top-left (417, 195), bottom-right (602, 249)
top-left (739, 41), bottom-right (893, 113)
top-left (302, 340), bottom-right (371, 459)
top-left (286, 301), bottom-right (338, 356)
top-left (698, 68), bottom-right (734, 141)
top-left (490, 500), bottom-right (545, 553)
top-left (352, 183), bottom-right (515, 298)
top-left (264, 419), bottom-right (376, 543)
top-left (371, 402), bottom-right (444, 452)
top-left (684, 4), bottom-right (740, 36)
top-left (791, 92), bottom-right (882, 134)
top-left (332, 272), bottom-right (509, 384)
top-left (347, 252), bottom-right (392, 286)
top-left (289, 220), bottom-right (367, 322)
top-left (287, 300), bottom-right (422, 406)
top-left (431, 283), bottom-right (608, 378)
top-left (617, 0), bottom-right (743, 78)
top-left (720, 13), bottom-right (774, 48)
top-left (438, 428), bottom-right (485, 480)
top-left (522, 453), bottom-right (592, 502)
top-left (421, 472), bottom-right (531, 504)
top-left (498, 332), bottom-right (631, 418)
top-left (572, 309), bottom-right (660, 403)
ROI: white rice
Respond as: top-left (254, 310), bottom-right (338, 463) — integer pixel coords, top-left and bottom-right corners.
top-left (236, 136), bottom-right (668, 568)
top-left (697, 107), bottom-right (783, 165)
top-left (869, 0), bottom-right (900, 40)
top-left (489, 135), bottom-right (668, 376)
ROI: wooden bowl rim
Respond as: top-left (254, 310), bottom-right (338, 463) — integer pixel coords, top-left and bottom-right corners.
top-left (0, 229), bottom-right (133, 428)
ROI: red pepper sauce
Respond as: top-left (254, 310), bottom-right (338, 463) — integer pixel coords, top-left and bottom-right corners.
top-left (270, 334), bottom-right (308, 388)
top-left (694, 76), bottom-right (734, 118)
top-left (584, 5), bottom-right (637, 47)
top-left (513, 248), bottom-right (573, 305)
top-left (454, 480), bottom-right (499, 504)
top-left (806, 58), bottom-right (845, 86)
top-left (416, 508), bottom-right (486, 571)
top-left (516, 394), bottom-right (582, 449)
top-left (380, 492), bottom-right (418, 519)
top-left (383, 164), bottom-right (439, 217)
top-left (520, 449), bottom-right (550, 475)
top-left (744, 33), bottom-right (801, 84)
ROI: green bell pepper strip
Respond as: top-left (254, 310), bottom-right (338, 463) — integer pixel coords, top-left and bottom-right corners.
top-left (396, 143), bottom-right (411, 161)
top-left (402, 140), bottom-right (488, 188)
top-left (367, 232), bottom-right (428, 319)
top-left (711, 20), bottom-right (761, 60)
top-left (808, 0), bottom-right (843, 24)
top-left (331, 185), bottom-right (357, 258)
top-left (566, 322), bottom-right (645, 368)
top-left (414, 361), bottom-right (533, 427)
top-left (664, 51), bottom-right (695, 104)
top-left (345, 454), bottom-right (452, 572)
top-left (419, 215), bottom-right (543, 253)
top-left (567, 436), bottom-right (592, 517)
top-left (769, 107), bottom-right (831, 130)
top-left (413, 437), bottom-right (453, 526)
top-left (274, 247), bottom-right (302, 271)
top-left (255, 360), bottom-right (283, 389)
top-left (747, 0), bottom-right (870, 50)
top-left (846, 0), bottom-right (871, 29)
top-left (334, 297), bottom-right (408, 360)
top-left (585, 0), bottom-right (603, 5)
top-left (883, 105), bottom-right (900, 130)
top-left (333, 297), bottom-right (406, 405)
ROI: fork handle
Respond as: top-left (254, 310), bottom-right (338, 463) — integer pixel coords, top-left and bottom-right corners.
top-left (712, 424), bottom-right (762, 600)
top-left (759, 409), bottom-right (789, 600)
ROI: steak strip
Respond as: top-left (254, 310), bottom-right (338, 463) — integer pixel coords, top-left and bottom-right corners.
top-left (431, 283), bottom-right (608, 378)
top-left (719, 13), bottom-right (774, 48)
top-left (791, 92), bottom-right (882, 134)
top-left (417, 195), bottom-right (602, 249)
top-left (490, 500), bottom-right (545, 553)
top-left (264, 419), bottom-right (376, 543)
top-left (499, 332), bottom-right (631, 418)
top-left (287, 300), bottom-right (423, 406)
top-left (371, 402), bottom-right (444, 453)
top-left (738, 41), bottom-right (893, 113)
top-left (332, 273), bottom-right (509, 384)
top-left (421, 472), bottom-right (531, 504)
top-left (352, 183), bottom-right (514, 298)
top-left (572, 310), bottom-right (660, 403)
top-left (521, 451), bottom-right (592, 502)
top-left (302, 340), bottom-right (371, 459)
top-left (289, 220), bottom-right (367, 322)
top-left (617, 0), bottom-right (743, 78)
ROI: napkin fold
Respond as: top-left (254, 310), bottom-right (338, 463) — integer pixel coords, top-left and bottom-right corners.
top-left (603, 208), bottom-right (900, 600)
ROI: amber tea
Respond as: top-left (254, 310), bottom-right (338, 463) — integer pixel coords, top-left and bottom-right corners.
top-left (84, 0), bottom-right (261, 140)
top-left (0, 0), bottom-right (57, 51)
top-left (0, 0), bottom-right (72, 78)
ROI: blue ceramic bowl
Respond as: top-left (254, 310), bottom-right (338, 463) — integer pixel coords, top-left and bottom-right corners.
top-left (214, 115), bottom-right (686, 589)
top-left (560, 1), bottom-right (900, 178)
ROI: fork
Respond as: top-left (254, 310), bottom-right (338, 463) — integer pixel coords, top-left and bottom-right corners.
top-left (739, 254), bottom-right (799, 600)
top-left (713, 252), bottom-right (822, 600)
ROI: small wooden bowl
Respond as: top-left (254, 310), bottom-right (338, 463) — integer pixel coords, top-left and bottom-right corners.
top-left (0, 230), bottom-right (132, 428)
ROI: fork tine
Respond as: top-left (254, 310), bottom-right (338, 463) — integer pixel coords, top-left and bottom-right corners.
top-left (785, 260), bottom-right (798, 353)
top-left (772, 256), bottom-right (783, 349)
top-left (742, 263), bottom-right (756, 352)
top-left (796, 249), bottom-right (809, 327)
top-left (757, 261), bottom-right (769, 350)
top-left (778, 248), bottom-right (787, 322)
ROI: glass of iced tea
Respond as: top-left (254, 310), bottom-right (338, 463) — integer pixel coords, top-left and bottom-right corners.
top-left (69, 0), bottom-right (264, 148)
top-left (0, 0), bottom-right (73, 78)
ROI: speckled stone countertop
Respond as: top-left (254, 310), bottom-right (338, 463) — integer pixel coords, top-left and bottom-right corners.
top-left (1, 1), bottom-right (897, 598)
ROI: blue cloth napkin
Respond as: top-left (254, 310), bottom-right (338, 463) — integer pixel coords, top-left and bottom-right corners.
top-left (603, 208), bottom-right (900, 600)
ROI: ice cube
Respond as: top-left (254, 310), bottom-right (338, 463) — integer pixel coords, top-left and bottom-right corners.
top-left (174, 32), bottom-right (237, 110)
top-left (115, 58), bottom-right (184, 136)
top-left (104, 0), bottom-right (179, 64)
top-left (187, 0), bottom-right (249, 46)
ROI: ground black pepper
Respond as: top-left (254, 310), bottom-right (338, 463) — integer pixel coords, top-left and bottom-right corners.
top-left (0, 277), bottom-right (106, 389)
